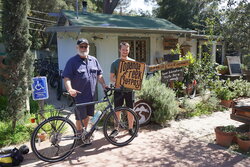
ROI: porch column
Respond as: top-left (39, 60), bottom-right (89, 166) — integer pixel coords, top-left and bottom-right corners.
top-left (211, 41), bottom-right (216, 62)
top-left (222, 43), bottom-right (225, 65)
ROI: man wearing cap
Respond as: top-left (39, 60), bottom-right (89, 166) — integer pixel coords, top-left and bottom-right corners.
top-left (62, 38), bottom-right (107, 143)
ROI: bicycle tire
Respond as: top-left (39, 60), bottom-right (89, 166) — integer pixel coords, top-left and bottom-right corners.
top-left (31, 116), bottom-right (77, 162)
top-left (103, 107), bottom-right (139, 146)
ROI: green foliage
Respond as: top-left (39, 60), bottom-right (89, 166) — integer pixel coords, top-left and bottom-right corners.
top-left (29, 98), bottom-right (39, 114)
top-left (215, 87), bottom-right (236, 100)
top-left (220, 125), bottom-right (237, 133)
top-left (237, 133), bottom-right (250, 141)
top-left (187, 93), bottom-right (220, 117)
top-left (95, 101), bottom-right (109, 112)
top-left (221, 1), bottom-right (249, 55)
top-left (2, 0), bottom-right (32, 130)
top-left (210, 78), bottom-right (250, 99)
top-left (243, 54), bottom-right (250, 70)
top-left (136, 72), bottom-right (179, 126)
top-left (179, 97), bottom-right (196, 113)
top-left (216, 65), bottom-right (229, 73)
top-left (170, 44), bottom-right (181, 55)
top-left (0, 95), bottom-right (10, 121)
top-left (0, 121), bottom-right (34, 147)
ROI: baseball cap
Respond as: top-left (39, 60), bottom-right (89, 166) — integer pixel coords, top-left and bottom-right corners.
top-left (77, 38), bottom-right (89, 45)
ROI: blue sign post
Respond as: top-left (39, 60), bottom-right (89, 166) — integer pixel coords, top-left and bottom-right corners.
top-left (31, 77), bottom-right (49, 100)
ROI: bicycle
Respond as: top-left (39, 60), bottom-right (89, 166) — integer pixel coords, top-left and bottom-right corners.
top-left (30, 86), bottom-right (139, 162)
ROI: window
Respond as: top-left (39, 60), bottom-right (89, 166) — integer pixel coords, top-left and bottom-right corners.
top-left (119, 37), bottom-right (149, 64)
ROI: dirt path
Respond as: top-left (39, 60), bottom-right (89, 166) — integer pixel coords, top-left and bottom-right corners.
top-left (19, 109), bottom-right (250, 167)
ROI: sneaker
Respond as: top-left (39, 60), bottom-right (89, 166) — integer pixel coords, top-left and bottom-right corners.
top-left (81, 138), bottom-right (92, 147)
top-left (129, 129), bottom-right (138, 137)
top-left (109, 129), bottom-right (119, 138)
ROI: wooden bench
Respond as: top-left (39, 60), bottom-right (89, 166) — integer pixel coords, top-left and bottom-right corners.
top-left (231, 105), bottom-right (250, 124)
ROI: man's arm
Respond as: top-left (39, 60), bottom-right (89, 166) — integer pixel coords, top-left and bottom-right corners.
top-left (110, 73), bottom-right (116, 83)
top-left (63, 77), bottom-right (81, 97)
top-left (97, 75), bottom-right (107, 89)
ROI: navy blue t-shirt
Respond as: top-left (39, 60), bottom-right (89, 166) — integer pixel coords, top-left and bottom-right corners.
top-left (62, 54), bottom-right (103, 103)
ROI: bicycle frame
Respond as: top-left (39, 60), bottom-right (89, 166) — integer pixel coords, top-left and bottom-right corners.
top-left (59, 90), bottom-right (117, 140)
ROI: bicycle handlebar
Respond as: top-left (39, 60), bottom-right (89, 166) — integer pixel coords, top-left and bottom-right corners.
top-left (62, 85), bottom-right (126, 103)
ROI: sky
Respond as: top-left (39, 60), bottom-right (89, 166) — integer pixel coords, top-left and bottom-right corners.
top-left (127, 0), bottom-right (158, 14)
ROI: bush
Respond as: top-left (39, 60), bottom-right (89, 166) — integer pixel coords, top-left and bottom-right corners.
top-left (243, 54), bottom-right (250, 70)
top-left (0, 121), bottom-right (34, 147)
top-left (0, 95), bottom-right (11, 121)
top-left (29, 97), bottom-right (39, 114)
top-left (187, 93), bottom-right (220, 117)
top-left (136, 72), bottom-right (179, 126)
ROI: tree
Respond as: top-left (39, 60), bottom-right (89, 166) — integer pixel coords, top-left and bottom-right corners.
top-left (2, 0), bottom-right (32, 130)
top-left (220, 0), bottom-right (249, 55)
top-left (88, 0), bottom-right (131, 14)
top-left (29, 0), bottom-right (70, 49)
top-left (153, 0), bottom-right (222, 30)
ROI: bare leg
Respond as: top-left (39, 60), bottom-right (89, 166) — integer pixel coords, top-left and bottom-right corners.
top-left (115, 111), bottom-right (121, 129)
top-left (83, 116), bottom-right (89, 129)
top-left (127, 111), bottom-right (134, 129)
top-left (76, 116), bottom-right (89, 131)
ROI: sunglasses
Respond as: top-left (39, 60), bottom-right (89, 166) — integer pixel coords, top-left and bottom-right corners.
top-left (79, 46), bottom-right (88, 49)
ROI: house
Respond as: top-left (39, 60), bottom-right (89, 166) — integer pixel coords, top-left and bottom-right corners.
top-left (46, 9), bottom-right (225, 99)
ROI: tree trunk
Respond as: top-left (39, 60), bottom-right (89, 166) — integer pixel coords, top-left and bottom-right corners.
top-left (103, 0), bottom-right (119, 14)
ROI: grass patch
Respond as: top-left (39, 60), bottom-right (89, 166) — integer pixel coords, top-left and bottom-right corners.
top-left (0, 121), bottom-right (34, 147)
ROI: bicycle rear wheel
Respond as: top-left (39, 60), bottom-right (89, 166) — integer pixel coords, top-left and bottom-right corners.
top-left (103, 107), bottom-right (139, 146)
top-left (31, 116), bottom-right (77, 162)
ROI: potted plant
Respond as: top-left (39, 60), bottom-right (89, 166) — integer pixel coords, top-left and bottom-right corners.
top-left (216, 87), bottom-right (236, 108)
top-left (236, 132), bottom-right (250, 152)
top-left (215, 125), bottom-right (237, 147)
top-left (216, 65), bottom-right (229, 75)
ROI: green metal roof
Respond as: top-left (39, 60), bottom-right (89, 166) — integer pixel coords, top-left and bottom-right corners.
top-left (62, 10), bottom-right (186, 31)
top-left (46, 10), bottom-right (195, 34)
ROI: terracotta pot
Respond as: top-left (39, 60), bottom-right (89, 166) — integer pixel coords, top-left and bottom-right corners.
top-left (30, 118), bottom-right (36, 123)
top-left (237, 137), bottom-right (250, 152)
top-left (215, 126), bottom-right (236, 147)
top-left (220, 99), bottom-right (233, 108)
top-left (37, 133), bottom-right (47, 142)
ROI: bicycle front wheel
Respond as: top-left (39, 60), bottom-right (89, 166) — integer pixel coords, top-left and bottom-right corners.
top-left (31, 116), bottom-right (77, 162)
top-left (103, 107), bottom-right (139, 146)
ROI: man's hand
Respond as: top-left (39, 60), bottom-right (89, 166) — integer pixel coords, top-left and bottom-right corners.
top-left (68, 89), bottom-right (81, 97)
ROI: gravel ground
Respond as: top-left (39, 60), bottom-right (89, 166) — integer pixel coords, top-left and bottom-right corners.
top-left (16, 88), bottom-right (250, 166)
top-left (19, 107), bottom-right (250, 167)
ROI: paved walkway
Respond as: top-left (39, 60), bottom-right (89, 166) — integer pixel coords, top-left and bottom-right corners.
top-left (20, 109), bottom-right (250, 167)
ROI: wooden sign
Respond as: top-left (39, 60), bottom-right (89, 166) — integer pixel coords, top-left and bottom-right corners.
top-left (163, 38), bottom-right (178, 50)
top-left (161, 68), bottom-right (184, 83)
top-left (227, 56), bottom-right (242, 75)
top-left (148, 60), bottom-right (190, 72)
top-left (116, 60), bottom-right (145, 90)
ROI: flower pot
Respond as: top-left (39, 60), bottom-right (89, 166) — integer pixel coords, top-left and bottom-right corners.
top-left (37, 133), bottom-right (47, 142)
top-left (237, 137), bottom-right (250, 152)
top-left (30, 118), bottom-right (36, 123)
top-left (215, 126), bottom-right (236, 147)
top-left (220, 99), bottom-right (233, 108)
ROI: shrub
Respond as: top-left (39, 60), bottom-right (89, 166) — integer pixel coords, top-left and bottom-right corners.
top-left (243, 54), bottom-right (250, 70)
top-left (0, 95), bottom-right (11, 121)
top-left (0, 120), bottom-right (34, 147)
top-left (29, 97), bottom-right (39, 114)
top-left (136, 72), bottom-right (179, 126)
top-left (188, 93), bottom-right (220, 117)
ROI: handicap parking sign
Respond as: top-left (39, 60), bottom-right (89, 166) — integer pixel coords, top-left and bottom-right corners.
top-left (31, 77), bottom-right (49, 100)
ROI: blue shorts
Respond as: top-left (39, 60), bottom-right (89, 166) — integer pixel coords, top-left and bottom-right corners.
top-left (75, 105), bottom-right (94, 120)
